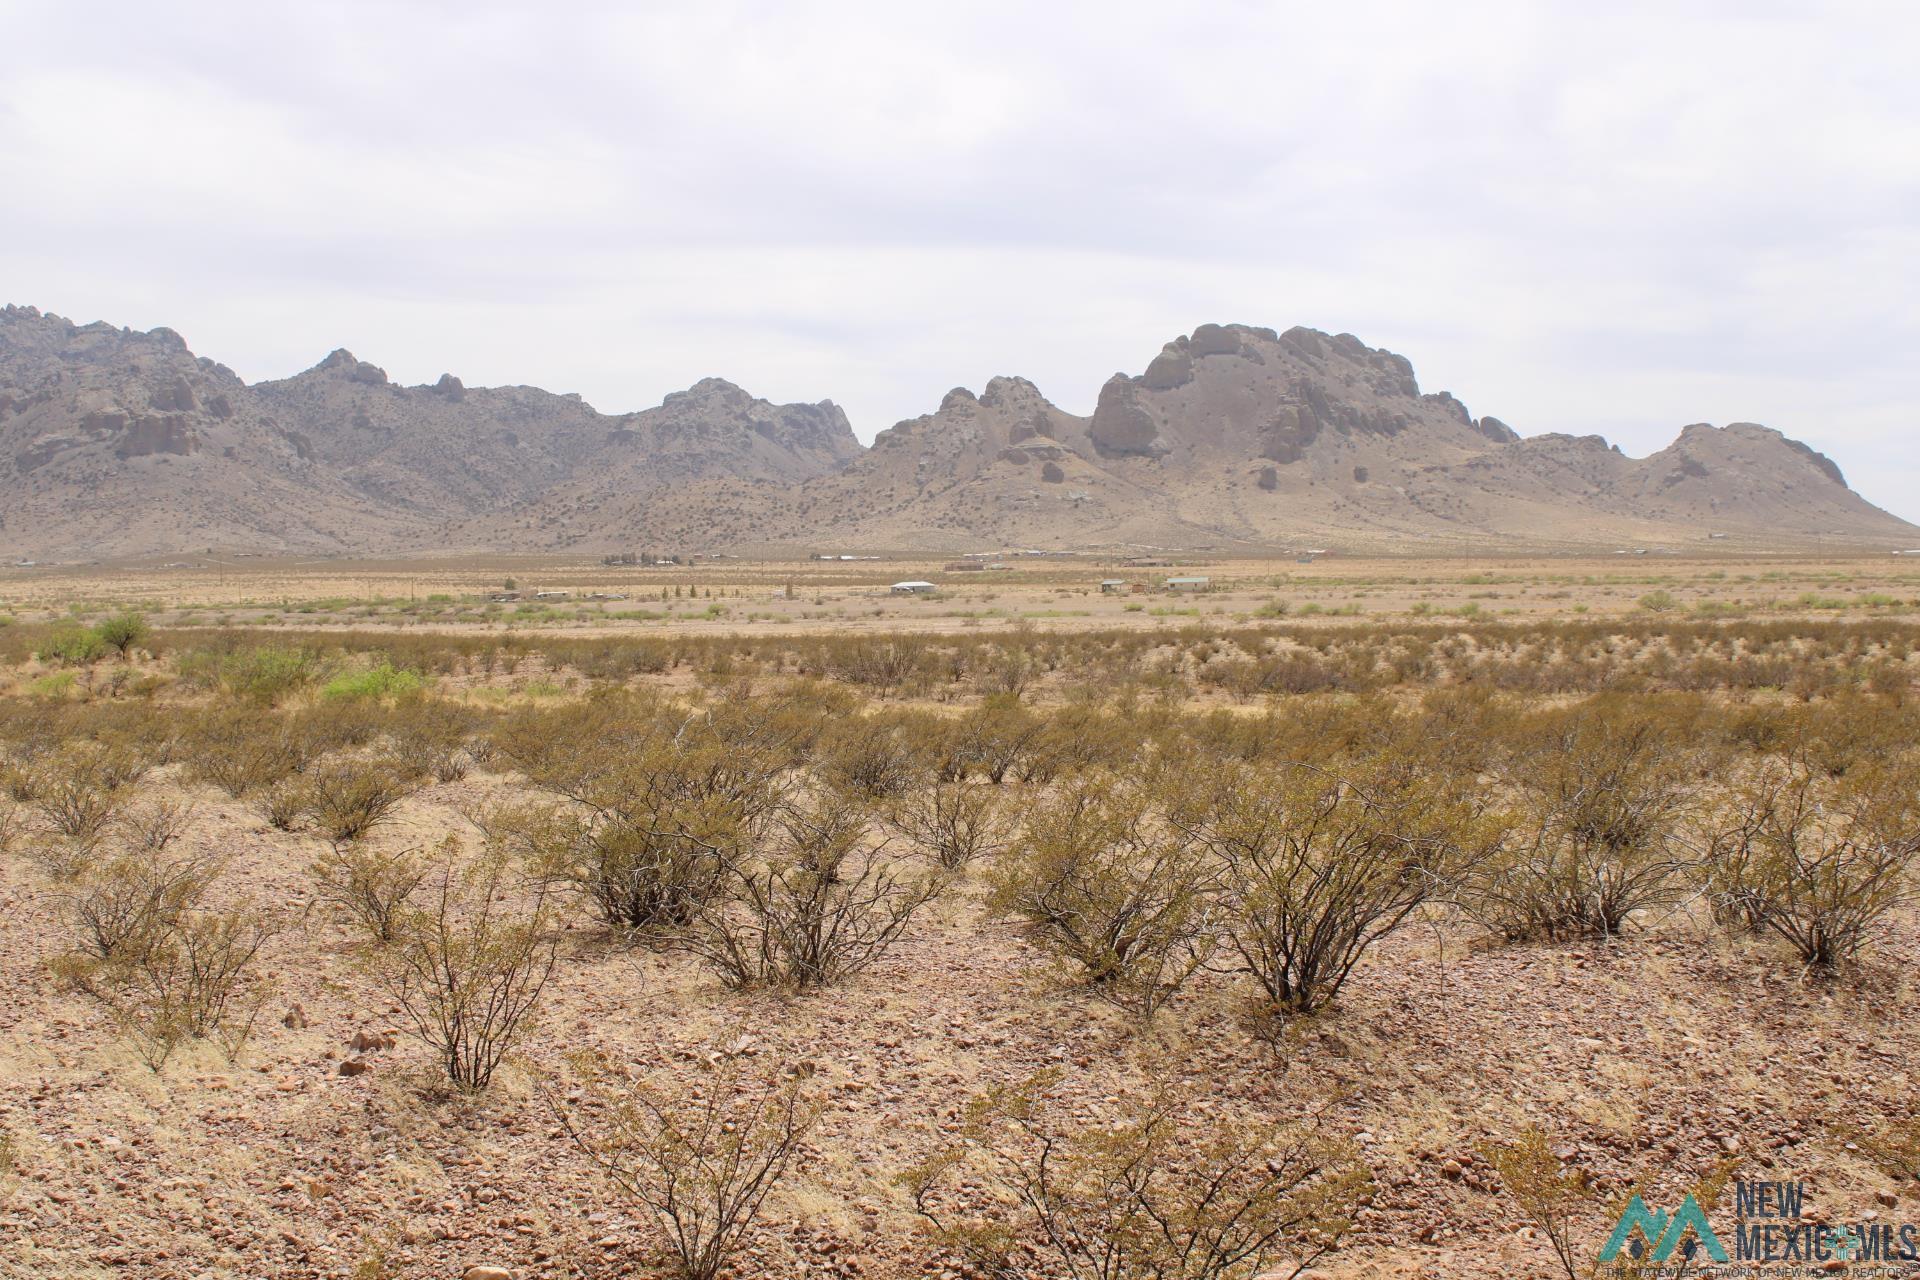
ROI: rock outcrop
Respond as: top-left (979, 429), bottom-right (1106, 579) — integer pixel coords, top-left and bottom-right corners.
top-left (1, 304), bottom-right (1910, 556)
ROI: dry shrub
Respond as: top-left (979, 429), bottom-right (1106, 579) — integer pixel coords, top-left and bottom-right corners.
top-left (991, 773), bottom-right (1218, 1017)
top-left (1021, 704), bottom-right (1135, 783)
top-left (1480, 1128), bottom-right (1736, 1280)
top-left (884, 781), bottom-right (1010, 872)
top-left (310, 838), bottom-right (437, 944)
top-left (1468, 708), bottom-right (1697, 941)
top-left (1476, 1129), bottom-right (1598, 1280)
top-left (906, 1070), bottom-right (1366, 1280)
top-left (949, 698), bottom-right (1047, 784)
top-left (65, 849), bottom-right (219, 962)
top-left (298, 757), bottom-right (418, 843)
top-left (386, 697), bottom-right (482, 783)
top-left (554, 1048), bottom-right (820, 1280)
top-left (20, 741), bottom-right (143, 852)
top-left (521, 803), bottom-right (731, 933)
top-left (677, 794), bottom-right (944, 991)
top-left (368, 847), bottom-right (556, 1090)
top-left (1701, 760), bottom-right (1920, 967)
top-left (183, 707), bottom-right (319, 797)
top-left (508, 727), bottom-right (787, 932)
top-left (825, 635), bottom-right (931, 694)
top-left (1191, 758), bottom-right (1487, 1029)
top-left (257, 779), bottom-right (306, 831)
top-left (59, 898), bottom-right (276, 1071)
top-left (1853, 1113), bottom-right (1920, 1183)
top-left (815, 716), bottom-right (925, 800)
top-left (116, 797), bottom-right (195, 856)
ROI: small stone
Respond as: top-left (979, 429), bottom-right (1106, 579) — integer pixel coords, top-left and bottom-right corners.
top-left (463, 1268), bottom-right (512, 1280)
top-left (282, 1005), bottom-right (308, 1030)
top-left (337, 1058), bottom-right (369, 1078)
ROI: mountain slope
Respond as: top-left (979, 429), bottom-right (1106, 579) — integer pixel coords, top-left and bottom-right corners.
top-left (1, 304), bottom-right (1911, 557)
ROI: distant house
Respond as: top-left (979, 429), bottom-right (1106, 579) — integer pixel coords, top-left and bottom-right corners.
top-left (1166, 576), bottom-right (1210, 591)
top-left (534, 590), bottom-right (571, 600)
top-left (891, 581), bottom-right (937, 595)
top-left (1099, 579), bottom-right (1129, 593)
top-left (945, 560), bottom-right (985, 572)
top-left (488, 592), bottom-right (521, 603)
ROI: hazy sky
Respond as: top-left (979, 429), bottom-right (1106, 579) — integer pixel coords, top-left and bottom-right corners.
top-left (4, 0), bottom-right (1916, 518)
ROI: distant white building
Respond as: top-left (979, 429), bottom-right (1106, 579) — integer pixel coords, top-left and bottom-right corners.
top-left (891, 580), bottom-right (936, 594)
top-left (1166, 576), bottom-right (1210, 591)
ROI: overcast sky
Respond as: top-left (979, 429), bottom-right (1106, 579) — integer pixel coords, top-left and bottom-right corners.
top-left (4, 0), bottom-right (1916, 519)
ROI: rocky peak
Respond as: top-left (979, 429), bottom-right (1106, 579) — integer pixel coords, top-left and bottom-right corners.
top-left (310, 349), bottom-right (389, 386)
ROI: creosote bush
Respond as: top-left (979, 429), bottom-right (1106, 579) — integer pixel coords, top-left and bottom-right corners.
top-left (1475, 1129), bottom-right (1598, 1280)
top-left (57, 886), bottom-right (276, 1071)
top-left (368, 847), bottom-right (556, 1090)
top-left (1189, 757), bottom-right (1488, 1030)
top-left (311, 837), bottom-right (438, 944)
top-left (677, 794), bottom-right (945, 991)
top-left (906, 1070), bottom-right (1367, 1280)
top-left (297, 756), bottom-right (419, 843)
top-left (884, 781), bottom-right (1010, 872)
top-left (1467, 707), bottom-right (1698, 941)
top-left (117, 797), bottom-right (196, 856)
top-left (991, 772), bottom-right (1218, 1017)
top-left (1701, 760), bottom-right (1920, 966)
top-left (65, 848), bottom-right (219, 963)
top-left (19, 740), bottom-right (147, 853)
top-left (554, 1048), bottom-right (820, 1280)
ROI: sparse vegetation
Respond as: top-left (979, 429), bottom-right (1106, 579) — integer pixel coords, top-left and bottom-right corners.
top-left (991, 772), bottom-right (1218, 1017)
top-left (907, 1070), bottom-right (1367, 1280)
top-left (368, 846), bottom-right (557, 1089)
top-left (676, 794), bottom-right (946, 991)
top-left (5, 559), bottom-right (1920, 1275)
top-left (556, 1048), bottom-right (820, 1280)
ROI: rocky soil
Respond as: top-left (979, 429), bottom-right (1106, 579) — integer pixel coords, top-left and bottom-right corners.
top-left (2, 764), bottom-right (1916, 1279)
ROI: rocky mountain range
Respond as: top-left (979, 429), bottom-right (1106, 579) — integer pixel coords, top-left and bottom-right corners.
top-left (1, 304), bottom-right (1911, 558)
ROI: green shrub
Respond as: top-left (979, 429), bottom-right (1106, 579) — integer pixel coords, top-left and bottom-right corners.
top-left (41, 625), bottom-right (107, 666)
top-left (322, 661), bottom-right (426, 702)
top-left (93, 612), bottom-right (150, 657)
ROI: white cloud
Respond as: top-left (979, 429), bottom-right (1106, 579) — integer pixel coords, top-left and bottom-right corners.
top-left (1, 0), bottom-right (1914, 517)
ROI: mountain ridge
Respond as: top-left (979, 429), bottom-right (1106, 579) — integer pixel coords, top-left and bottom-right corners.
top-left (1, 304), bottom-right (1910, 557)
